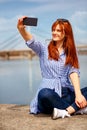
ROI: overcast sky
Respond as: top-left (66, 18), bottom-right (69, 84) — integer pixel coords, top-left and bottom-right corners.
top-left (0, 0), bottom-right (87, 50)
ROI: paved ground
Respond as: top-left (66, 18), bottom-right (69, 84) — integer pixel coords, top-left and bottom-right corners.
top-left (0, 104), bottom-right (87, 130)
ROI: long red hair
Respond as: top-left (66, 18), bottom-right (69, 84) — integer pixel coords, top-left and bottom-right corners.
top-left (48, 20), bottom-right (79, 68)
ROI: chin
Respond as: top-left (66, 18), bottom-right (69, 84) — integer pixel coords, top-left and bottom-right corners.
top-left (52, 38), bottom-right (59, 41)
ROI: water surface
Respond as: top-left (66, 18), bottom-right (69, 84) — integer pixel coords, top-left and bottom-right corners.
top-left (0, 55), bottom-right (87, 105)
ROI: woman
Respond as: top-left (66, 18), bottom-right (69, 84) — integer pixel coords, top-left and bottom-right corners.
top-left (17, 17), bottom-right (87, 119)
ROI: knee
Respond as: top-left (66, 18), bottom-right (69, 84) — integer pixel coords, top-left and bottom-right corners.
top-left (38, 88), bottom-right (53, 100)
top-left (81, 87), bottom-right (87, 100)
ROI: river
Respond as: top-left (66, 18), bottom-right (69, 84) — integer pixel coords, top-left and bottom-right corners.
top-left (0, 55), bottom-right (87, 105)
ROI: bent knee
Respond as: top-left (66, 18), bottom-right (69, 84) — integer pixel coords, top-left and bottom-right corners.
top-left (38, 88), bottom-right (53, 99)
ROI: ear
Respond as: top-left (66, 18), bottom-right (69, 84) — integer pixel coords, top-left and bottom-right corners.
top-left (63, 29), bottom-right (65, 35)
top-left (62, 30), bottom-right (65, 38)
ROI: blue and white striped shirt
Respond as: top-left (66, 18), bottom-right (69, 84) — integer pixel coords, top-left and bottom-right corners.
top-left (26, 38), bottom-right (80, 114)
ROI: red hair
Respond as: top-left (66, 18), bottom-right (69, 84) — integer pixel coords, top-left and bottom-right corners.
top-left (48, 20), bottom-right (79, 68)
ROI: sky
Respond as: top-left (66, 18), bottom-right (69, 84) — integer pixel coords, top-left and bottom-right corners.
top-left (0, 0), bottom-right (87, 50)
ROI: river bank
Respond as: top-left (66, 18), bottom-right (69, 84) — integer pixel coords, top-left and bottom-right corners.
top-left (0, 104), bottom-right (87, 130)
top-left (0, 49), bottom-right (87, 60)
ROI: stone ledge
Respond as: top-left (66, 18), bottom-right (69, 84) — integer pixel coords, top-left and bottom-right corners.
top-left (0, 104), bottom-right (87, 130)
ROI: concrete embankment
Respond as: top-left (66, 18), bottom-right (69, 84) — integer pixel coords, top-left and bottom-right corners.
top-left (0, 104), bottom-right (87, 130)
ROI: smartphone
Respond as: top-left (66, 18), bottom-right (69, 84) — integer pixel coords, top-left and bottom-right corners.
top-left (23, 17), bottom-right (38, 26)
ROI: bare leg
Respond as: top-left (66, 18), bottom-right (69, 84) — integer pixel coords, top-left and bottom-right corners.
top-left (66, 106), bottom-right (75, 114)
top-left (66, 101), bottom-right (87, 115)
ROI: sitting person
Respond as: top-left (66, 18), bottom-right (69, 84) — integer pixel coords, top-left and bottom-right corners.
top-left (17, 17), bottom-right (87, 119)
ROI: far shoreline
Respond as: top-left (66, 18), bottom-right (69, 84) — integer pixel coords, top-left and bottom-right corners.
top-left (0, 50), bottom-right (87, 61)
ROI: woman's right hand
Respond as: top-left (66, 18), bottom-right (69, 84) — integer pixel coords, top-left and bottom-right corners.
top-left (17, 16), bottom-right (26, 31)
top-left (17, 16), bottom-right (33, 41)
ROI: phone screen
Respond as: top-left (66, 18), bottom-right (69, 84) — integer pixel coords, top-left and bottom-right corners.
top-left (23, 17), bottom-right (38, 26)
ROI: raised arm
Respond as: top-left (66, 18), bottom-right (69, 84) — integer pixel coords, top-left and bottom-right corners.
top-left (17, 16), bottom-right (33, 41)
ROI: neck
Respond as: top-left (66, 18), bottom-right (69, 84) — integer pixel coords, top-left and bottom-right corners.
top-left (56, 40), bottom-right (63, 49)
top-left (56, 41), bottom-right (64, 54)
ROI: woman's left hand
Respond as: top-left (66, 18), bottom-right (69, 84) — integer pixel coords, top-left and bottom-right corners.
top-left (75, 94), bottom-right (87, 108)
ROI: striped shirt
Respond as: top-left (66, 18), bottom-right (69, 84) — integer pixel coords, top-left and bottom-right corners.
top-left (26, 37), bottom-right (80, 114)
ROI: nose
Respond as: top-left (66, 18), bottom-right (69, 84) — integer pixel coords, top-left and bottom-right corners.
top-left (52, 30), bottom-right (56, 34)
